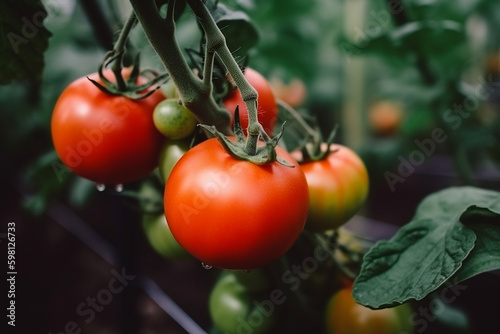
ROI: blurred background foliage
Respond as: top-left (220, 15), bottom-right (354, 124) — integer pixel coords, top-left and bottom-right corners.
top-left (2, 0), bottom-right (499, 217)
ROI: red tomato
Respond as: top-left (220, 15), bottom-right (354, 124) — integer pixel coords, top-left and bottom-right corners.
top-left (51, 70), bottom-right (165, 185)
top-left (223, 68), bottom-right (278, 136)
top-left (300, 144), bottom-right (369, 231)
top-left (164, 138), bottom-right (309, 270)
top-left (325, 287), bottom-right (413, 334)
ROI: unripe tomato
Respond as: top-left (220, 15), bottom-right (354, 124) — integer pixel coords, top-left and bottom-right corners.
top-left (142, 213), bottom-right (190, 260)
top-left (158, 139), bottom-right (191, 183)
top-left (153, 98), bottom-right (198, 139)
top-left (300, 144), bottom-right (369, 231)
top-left (325, 287), bottom-right (413, 334)
top-left (209, 273), bottom-right (274, 334)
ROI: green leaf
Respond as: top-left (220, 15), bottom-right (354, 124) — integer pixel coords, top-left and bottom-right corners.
top-left (451, 205), bottom-right (500, 283)
top-left (210, 3), bottom-right (258, 60)
top-left (353, 186), bottom-right (500, 309)
top-left (0, 0), bottom-right (52, 85)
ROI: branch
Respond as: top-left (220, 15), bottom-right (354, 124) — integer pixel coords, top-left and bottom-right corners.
top-left (186, 0), bottom-right (260, 154)
top-left (128, 0), bottom-right (232, 134)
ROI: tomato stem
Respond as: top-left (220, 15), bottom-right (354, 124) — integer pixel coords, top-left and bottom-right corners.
top-left (111, 12), bottom-right (137, 91)
top-left (185, 0), bottom-right (261, 145)
top-left (129, 0), bottom-right (232, 134)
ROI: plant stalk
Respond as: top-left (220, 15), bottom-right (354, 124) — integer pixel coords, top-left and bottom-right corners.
top-left (185, 0), bottom-right (260, 154)
top-left (128, 0), bottom-right (232, 135)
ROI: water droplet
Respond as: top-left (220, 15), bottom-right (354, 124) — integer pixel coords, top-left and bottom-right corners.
top-left (201, 262), bottom-right (212, 270)
top-left (115, 184), bottom-right (124, 192)
top-left (96, 183), bottom-right (106, 192)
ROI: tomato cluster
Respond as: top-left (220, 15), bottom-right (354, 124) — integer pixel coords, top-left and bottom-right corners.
top-left (51, 67), bottom-right (381, 333)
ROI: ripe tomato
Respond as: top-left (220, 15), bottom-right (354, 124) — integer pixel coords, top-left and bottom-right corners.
top-left (209, 272), bottom-right (274, 334)
top-left (368, 100), bottom-right (404, 136)
top-left (153, 98), bottom-right (198, 139)
top-left (142, 213), bottom-right (190, 260)
top-left (51, 70), bottom-right (165, 185)
top-left (223, 68), bottom-right (278, 136)
top-left (325, 287), bottom-right (413, 334)
top-left (164, 138), bottom-right (309, 270)
top-left (300, 144), bottom-right (369, 231)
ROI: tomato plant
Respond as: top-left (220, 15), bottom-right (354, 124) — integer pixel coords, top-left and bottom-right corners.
top-left (300, 144), bottom-right (369, 231)
top-left (142, 213), bottom-right (190, 260)
top-left (153, 98), bottom-right (198, 139)
top-left (223, 68), bottom-right (278, 136)
top-left (51, 70), bottom-right (165, 185)
top-left (325, 287), bottom-right (413, 334)
top-left (209, 272), bottom-right (274, 334)
top-left (164, 137), bottom-right (309, 270)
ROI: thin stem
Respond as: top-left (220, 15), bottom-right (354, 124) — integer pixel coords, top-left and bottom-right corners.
top-left (186, 0), bottom-right (260, 152)
top-left (111, 12), bottom-right (137, 91)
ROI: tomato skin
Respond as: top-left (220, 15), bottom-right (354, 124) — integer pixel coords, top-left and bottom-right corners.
top-left (142, 213), bottom-right (190, 260)
top-left (164, 138), bottom-right (309, 270)
top-left (209, 273), bottom-right (274, 334)
top-left (223, 68), bottom-right (278, 136)
top-left (153, 98), bottom-right (198, 139)
top-left (325, 287), bottom-right (413, 334)
top-left (158, 139), bottom-right (190, 183)
top-left (300, 144), bottom-right (369, 231)
top-left (51, 71), bottom-right (165, 185)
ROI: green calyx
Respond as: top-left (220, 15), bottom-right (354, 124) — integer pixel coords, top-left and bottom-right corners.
top-left (88, 51), bottom-right (169, 100)
top-left (199, 107), bottom-right (295, 167)
top-left (301, 123), bottom-right (340, 162)
top-left (86, 11), bottom-right (168, 100)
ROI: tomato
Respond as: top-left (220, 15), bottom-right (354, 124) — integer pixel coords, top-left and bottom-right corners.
top-left (158, 139), bottom-right (191, 183)
top-left (325, 287), bottom-right (413, 334)
top-left (270, 77), bottom-right (307, 108)
top-left (300, 144), bottom-right (369, 231)
top-left (209, 272), bottom-right (274, 334)
top-left (153, 98), bottom-right (198, 139)
top-left (142, 213), bottom-right (190, 260)
top-left (51, 70), bottom-right (165, 185)
top-left (368, 100), bottom-right (404, 136)
top-left (223, 68), bottom-right (278, 136)
top-left (164, 138), bottom-right (309, 270)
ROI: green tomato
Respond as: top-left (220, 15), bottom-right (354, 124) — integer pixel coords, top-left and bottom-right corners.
top-left (153, 98), bottom-right (198, 139)
top-left (158, 139), bottom-right (190, 183)
top-left (142, 213), bottom-right (190, 260)
top-left (209, 274), bottom-right (275, 334)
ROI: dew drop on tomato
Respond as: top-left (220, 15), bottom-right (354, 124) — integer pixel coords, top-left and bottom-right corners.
top-left (201, 262), bottom-right (213, 270)
top-left (95, 183), bottom-right (106, 192)
top-left (115, 184), bottom-right (124, 192)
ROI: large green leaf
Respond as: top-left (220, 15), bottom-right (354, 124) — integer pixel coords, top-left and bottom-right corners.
top-left (451, 206), bottom-right (500, 283)
top-left (353, 186), bottom-right (500, 309)
top-left (0, 0), bottom-right (51, 85)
